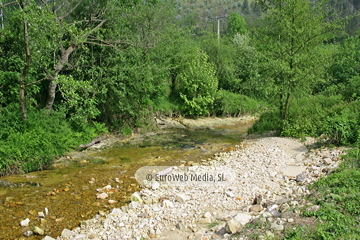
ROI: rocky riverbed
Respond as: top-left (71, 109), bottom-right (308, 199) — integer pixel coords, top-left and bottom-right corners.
top-left (38, 136), bottom-right (345, 240)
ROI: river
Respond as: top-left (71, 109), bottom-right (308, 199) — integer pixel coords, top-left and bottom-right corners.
top-left (0, 117), bottom-right (255, 239)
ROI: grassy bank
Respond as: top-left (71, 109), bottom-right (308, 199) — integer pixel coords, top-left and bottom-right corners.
top-left (284, 147), bottom-right (360, 239)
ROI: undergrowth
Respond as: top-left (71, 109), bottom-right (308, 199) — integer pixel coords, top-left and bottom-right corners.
top-left (284, 147), bottom-right (360, 239)
top-left (0, 105), bottom-right (107, 176)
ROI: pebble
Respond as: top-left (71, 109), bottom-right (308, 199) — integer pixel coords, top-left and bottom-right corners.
top-left (151, 181), bottom-right (160, 190)
top-left (270, 223), bottom-right (284, 231)
top-left (38, 212), bottom-right (45, 218)
top-left (24, 230), bottom-right (33, 237)
top-left (53, 137), bottom-right (344, 240)
top-left (42, 236), bottom-right (56, 240)
top-left (249, 205), bottom-right (263, 212)
top-left (33, 226), bottom-right (45, 235)
top-left (20, 218), bottom-right (30, 227)
top-left (96, 192), bottom-right (108, 199)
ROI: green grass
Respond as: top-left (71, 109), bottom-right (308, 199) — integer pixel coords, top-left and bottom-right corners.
top-left (284, 147), bottom-right (360, 239)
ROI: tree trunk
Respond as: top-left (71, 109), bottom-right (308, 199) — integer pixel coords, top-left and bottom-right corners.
top-left (45, 45), bottom-right (76, 112)
top-left (279, 88), bottom-right (284, 120)
top-left (283, 92), bottom-right (291, 121)
top-left (19, 2), bottom-right (31, 121)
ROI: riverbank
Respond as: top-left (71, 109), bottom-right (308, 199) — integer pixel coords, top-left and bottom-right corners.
top-left (51, 136), bottom-right (345, 240)
top-left (1, 116), bottom-right (257, 239)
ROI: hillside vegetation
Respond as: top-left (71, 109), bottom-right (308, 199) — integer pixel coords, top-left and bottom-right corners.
top-left (0, 0), bottom-right (359, 176)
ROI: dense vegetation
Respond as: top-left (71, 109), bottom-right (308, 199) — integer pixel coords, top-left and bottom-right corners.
top-left (0, 0), bottom-right (359, 176)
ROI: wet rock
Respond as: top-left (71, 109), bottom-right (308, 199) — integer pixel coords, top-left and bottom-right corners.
top-left (20, 218), bottom-right (30, 227)
top-left (38, 212), bottom-right (45, 218)
top-left (24, 230), bottom-right (34, 237)
top-left (102, 185), bottom-right (112, 191)
top-left (96, 192), bottom-right (108, 199)
top-left (108, 200), bottom-right (117, 205)
top-left (131, 192), bottom-right (143, 203)
top-left (33, 226), bottom-right (45, 235)
top-left (225, 213), bottom-right (252, 233)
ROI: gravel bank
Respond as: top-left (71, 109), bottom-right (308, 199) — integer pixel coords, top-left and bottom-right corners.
top-left (51, 137), bottom-right (344, 240)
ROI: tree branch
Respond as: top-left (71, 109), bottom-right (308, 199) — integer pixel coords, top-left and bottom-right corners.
top-left (58, 0), bottom-right (82, 20)
top-left (24, 77), bottom-right (51, 87)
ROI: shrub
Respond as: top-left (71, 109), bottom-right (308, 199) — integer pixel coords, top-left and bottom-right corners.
top-left (214, 89), bottom-right (259, 116)
top-left (0, 105), bottom-right (105, 175)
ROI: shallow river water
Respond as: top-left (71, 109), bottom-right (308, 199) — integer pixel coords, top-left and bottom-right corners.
top-left (0, 120), bottom-right (254, 239)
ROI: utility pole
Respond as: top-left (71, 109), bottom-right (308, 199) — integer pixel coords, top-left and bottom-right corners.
top-left (217, 18), bottom-right (220, 44)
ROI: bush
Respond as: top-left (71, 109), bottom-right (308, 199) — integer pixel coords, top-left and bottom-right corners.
top-left (0, 105), bottom-right (105, 175)
top-left (248, 110), bottom-right (281, 134)
top-left (249, 94), bottom-right (360, 145)
top-left (175, 49), bottom-right (218, 116)
top-left (214, 89), bottom-right (259, 116)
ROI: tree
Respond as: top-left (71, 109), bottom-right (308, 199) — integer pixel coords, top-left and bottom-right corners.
top-left (227, 12), bottom-right (247, 36)
top-left (257, 0), bottom-right (343, 124)
top-left (242, 0), bottom-right (250, 14)
top-left (176, 48), bottom-right (218, 116)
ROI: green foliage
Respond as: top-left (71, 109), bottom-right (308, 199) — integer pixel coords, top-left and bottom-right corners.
top-left (0, 105), bottom-right (103, 175)
top-left (248, 110), bottom-right (281, 134)
top-left (257, 0), bottom-right (343, 122)
top-left (299, 151), bottom-right (360, 239)
top-left (214, 90), bottom-right (259, 116)
top-left (256, 94), bottom-right (360, 145)
top-left (176, 48), bottom-right (218, 116)
top-left (56, 75), bottom-right (100, 125)
top-left (227, 12), bottom-right (248, 36)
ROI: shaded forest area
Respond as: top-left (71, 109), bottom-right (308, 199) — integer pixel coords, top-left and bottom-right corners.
top-left (0, 0), bottom-right (360, 175)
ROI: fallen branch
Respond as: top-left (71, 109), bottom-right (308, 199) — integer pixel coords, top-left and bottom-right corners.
top-left (78, 136), bottom-right (106, 149)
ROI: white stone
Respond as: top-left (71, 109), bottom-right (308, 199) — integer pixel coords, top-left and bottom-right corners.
top-left (61, 229), bottom-right (74, 238)
top-left (270, 223), bottom-right (284, 231)
top-left (38, 212), bottom-right (45, 218)
top-left (103, 185), bottom-right (112, 191)
top-left (20, 218), bottom-right (30, 227)
top-left (162, 200), bottom-right (174, 208)
top-left (96, 192), bottom-right (108, 199)
top-left (225, 191), bottom-right (235, 198)
top-left (203, 212), bottom-right (212, 219)
top-left (131, 192), bottom-right (143, 203)
top-left (151, 181), bottom-right (160, 190)
top-left (175, 193), bottom-right (190, 203)
top-left (42, 236), bottom-right (56, 240)
top-left (225, 213), bottom-right (252, 233)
